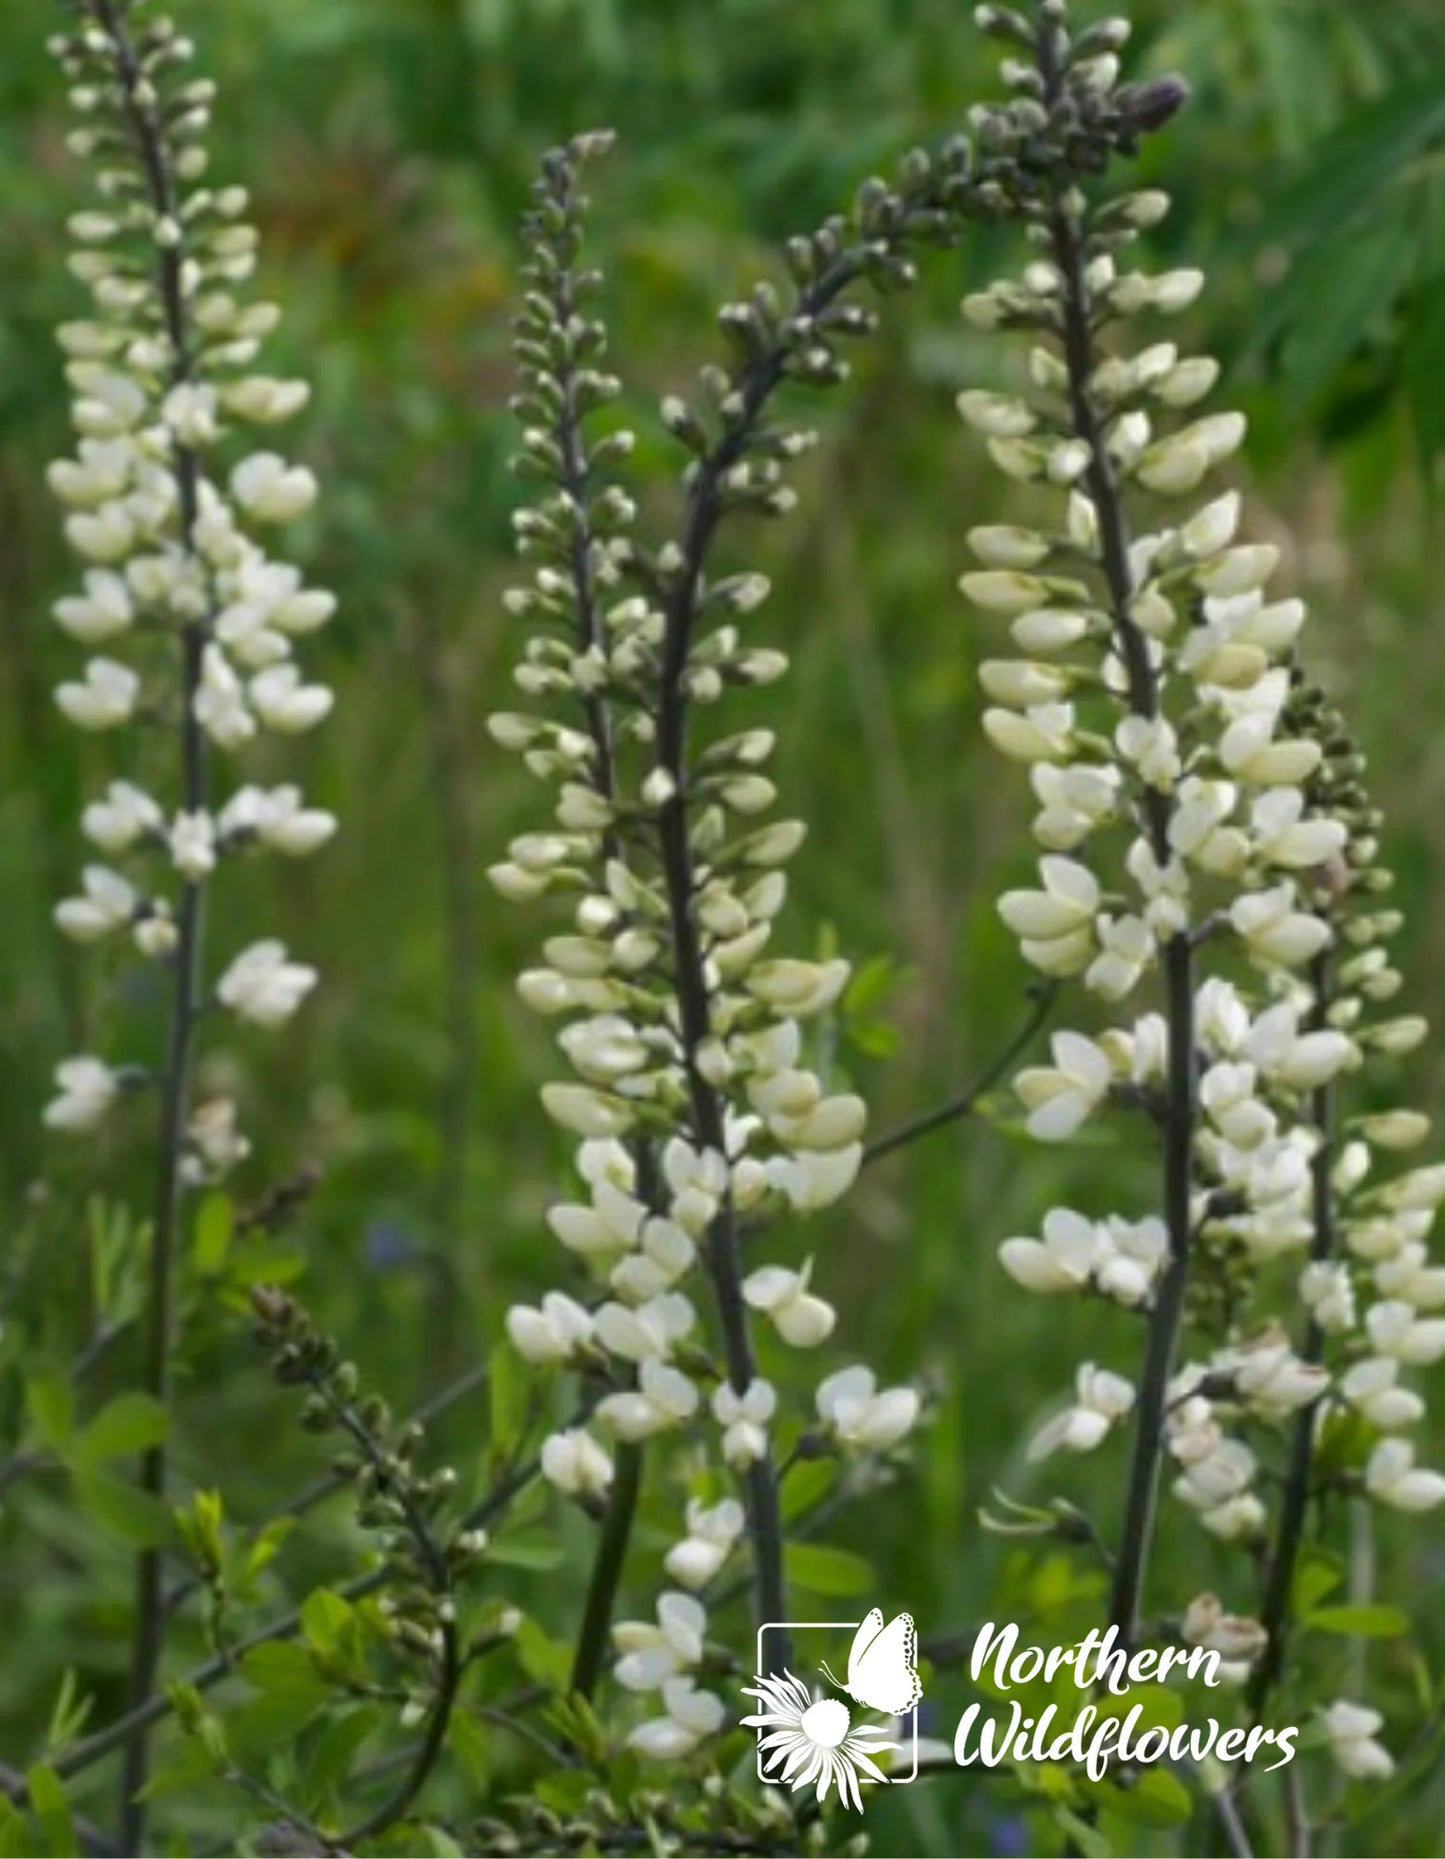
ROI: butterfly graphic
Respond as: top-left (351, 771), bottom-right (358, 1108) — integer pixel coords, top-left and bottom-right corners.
top-left (820, 1607), bottom-right (923, 1717)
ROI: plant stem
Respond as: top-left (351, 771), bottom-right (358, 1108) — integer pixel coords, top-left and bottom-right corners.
top-left (83, 2), bottom-right (210, 1844)
top-left (1248, 952), bottom-right (1335, 1715)
top-left (862, 983), bottom-right (1058, 1168)
top-left (570, 1439), bottom-right (644, 1698)
top-left (1040, 18), bottom-right (1197, 1650)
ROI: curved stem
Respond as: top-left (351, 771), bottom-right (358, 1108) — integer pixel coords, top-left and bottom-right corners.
top-left (862, 982), bottom-right (1059, 1168)
top-left (82, 3), bottom-right (211, 1844)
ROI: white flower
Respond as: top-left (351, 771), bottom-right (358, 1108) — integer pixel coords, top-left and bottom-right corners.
top-left (1365, 1438), bottom-right (1445, 1512)
top-left (712, 1377), bottom-right (776, 1467)
top-left (593, 1293), bottom-right (695, 1363)
top-left (1341, 1357), bottom-right (1424, 1431)
top-left (1014, 1031), bottom-right (1113, 1140)
top-left (627, 1679), bottom-right (725, 1759)
top-left (224, 377), bottom-right (311, 424)
top-left (1300, 1261), bottom-right (1355, 1333)
top-left (742, 1261), bottom-right (836, 1347)
top-left (1229, 885), bottom-right (1331, 969)
top-left (540, 1083), bottom-right (635, 1140)
top-left (1223, 1334), bottom-right (1328, 1415)
top-left (55, 656), bottom-right (139, 730)
top-left (612, 1592), bottom-right (706, 1691)
top-left (1026, 1362), bottom-right (1134, 1462)
top-left (170, 810), bottom-right (216, 880)
top-left (44, 1056), bottom-right (120, 1133)
top-left (816, 1365), bottom-right (919, 1452)
top-left (1249, 789), bottom-right (1348, 870)
top-left (231, 452), bottom-right (318, 522)
top-left (218, 784), bottom-right (336, 855)
top-left (1321, 1700), bottom-right (1395, 1780)
top-left (250, 663), bottom-right (334, 733)
top-left (82, 779), bottom-right (162, 852)
top-left (1000, 1207), bottom-right (1101, 1295)
top-left (54, 569), bottom-right (133, 642)
top-left (1365, 1300), bottom-right (1445, 1366)
top-left (505, 1292), bottom-right (594, 1365)
top-left (216, 939), bottom-right (317, 1027)
top-left (998, 856), bottom-right (1099, 974)
top-left (55, 863), bottom-right (138, 942)
top-left (186, 1099), bottom-right (251, 1179)
top-left (540, 1427), bottom-right (613, 1499)
top-left (594, 1357), bottom-right (700, 1440)
top-left (664, 1498), bottom-right (745, 1589)
top-left (191, 644), bottom-right (254, 749)
top-left (764, 1144), bottom-right (863, 1212)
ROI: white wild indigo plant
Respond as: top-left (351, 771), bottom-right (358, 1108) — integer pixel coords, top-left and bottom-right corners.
top-left (956, 0), bottom-right (1445, 1845)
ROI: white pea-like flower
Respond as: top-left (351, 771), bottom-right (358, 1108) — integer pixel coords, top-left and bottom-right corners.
top-left (231, 452), bottom-right (319, 523)
top-left (54, 864), bottom-right (137, 941)
top-left (1013, 1030), bottom-right (1113, 1140)
top-left (216, 939), bottom-right (318, 1027)
top-left (55, 656), bottom-right (138, 729)
top-left (540, 1427), bottom-right (613, 1499)
top-left (663, 1498), bottom-right (745, 1590)
top-left (612, 1591), bottom-right (707, 1691)
top-left (44, 1056), bottom-right (121, 1133)
top-left (626, 1679), bottom-right (725, 1760)
top-left (741, 1261), bottom-right (836, 1348)
top-left (1321, 1701), bottom-right (1395, 1780)
top-left (1026, 1362), bottom-right (1135, 1463)
top-left (505, 1292), bottom-right (594, 1365)
top-left (815, 1365), bottom-right (919, 1452)
top-left (1365, 1439), bottom-right (1445, 1512)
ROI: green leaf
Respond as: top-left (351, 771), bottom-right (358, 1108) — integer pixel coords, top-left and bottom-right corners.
top-left (24, 1767), bottom-right (75, 1859)
top-left (488, 1340), bottom-right (526, 1457)
top-left (75, 1392), bottom-right (169, 1464)
top-left (1291, 1549), bottom-right (1343, 1616)
top-left (241, 1641), bottom-right (329, 1699)
top-left (25, 1372), bottom-right (73, 1452)
top-left (486, 1528), bottom-right (565, 1571)
top-left (448, 1710), bottom-right (491, 1789)
top-left (783, 1542), bottom-right (873, 1596)
top-left (1305, 1603), bottom-right (1411, 1638)
top-left (0, 1799), bottom-right (29, 1859)
top-left (780, 1457), bottom-right (835, 1523)
top-left (301, 1588), bottom-right (358, 1661)
top-left (193, 1192), bottom-right (234, 1276)
top-left (1252, 75), bottom-right (1445, 253)
top-left (71, 1469), bottom-right (174, 1548)
top-left (305, 1705), bottom-right (381, 1801)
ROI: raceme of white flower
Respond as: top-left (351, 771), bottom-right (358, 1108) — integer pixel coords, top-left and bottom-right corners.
top-left (490, 131), bottom-right (945, 1755)
top-left (43, 1), bottom-right (335, 1178)
top-left (960, 0), bottom-right (1443, 1783)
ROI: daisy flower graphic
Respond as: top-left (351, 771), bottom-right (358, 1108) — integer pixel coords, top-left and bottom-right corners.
top-left (740, 1670), bottom-right (897, 1812)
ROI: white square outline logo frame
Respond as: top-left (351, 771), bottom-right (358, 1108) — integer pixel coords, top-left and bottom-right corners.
top-left (756, 1621), bottom-right (920, 1784)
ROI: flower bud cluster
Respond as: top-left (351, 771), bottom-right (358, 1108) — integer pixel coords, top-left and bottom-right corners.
top-left (959, 0), bottom-right (1442, 1774)
top-left (43, 1), bottom-right (334, 1173)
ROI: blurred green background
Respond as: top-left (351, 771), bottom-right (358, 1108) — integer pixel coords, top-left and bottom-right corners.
top-left (3, 0), bottom-right (1445, 1851)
